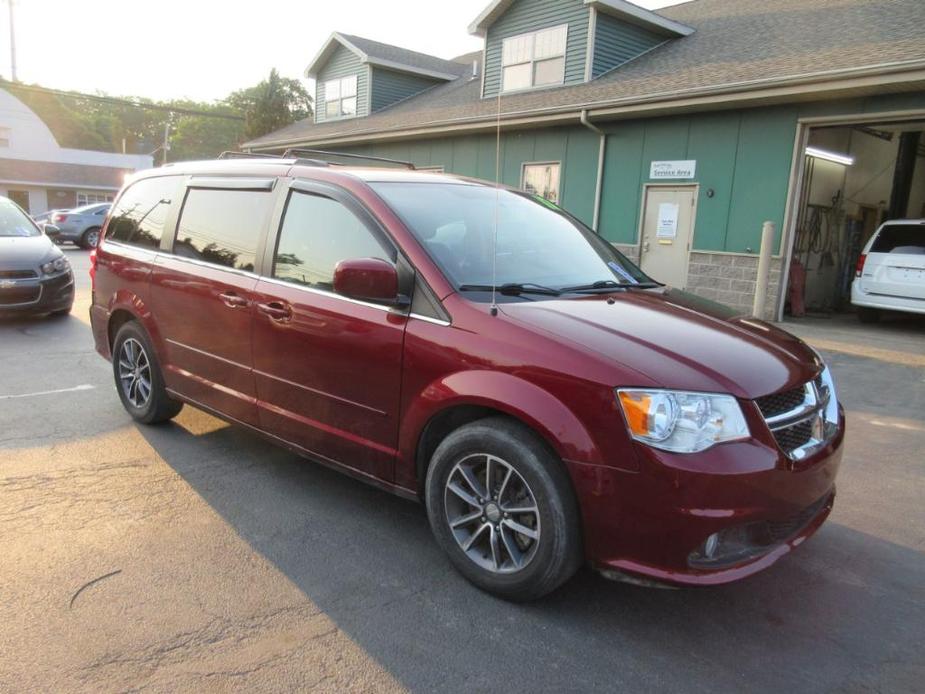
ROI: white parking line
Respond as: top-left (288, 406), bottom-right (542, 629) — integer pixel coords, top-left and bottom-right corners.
top-left (0, 384), bottom-right (96, 400)
top-left (868, 419), bottom-right (925, 432)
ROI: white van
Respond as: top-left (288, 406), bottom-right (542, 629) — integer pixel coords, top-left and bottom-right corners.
top-left (851, 219), bottom-right (925, 322)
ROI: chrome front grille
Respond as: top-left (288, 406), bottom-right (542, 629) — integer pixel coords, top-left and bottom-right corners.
top-left (755, 378), bottom-right (837, 461)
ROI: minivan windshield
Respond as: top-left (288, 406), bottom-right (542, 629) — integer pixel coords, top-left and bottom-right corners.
top-left (0, 198), bottom-right (41, 237)
top-left (369, 181), bottom-right (653, 296)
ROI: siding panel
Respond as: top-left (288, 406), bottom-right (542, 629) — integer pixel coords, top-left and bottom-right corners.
top-left (370, 68), bottom-right (441, 112)
top-left (592, 12), bottom-right (665, 78)
top-left (483, 0), bottom-right (590, 98)
top-left (315, 45), bottom-right (368, 122)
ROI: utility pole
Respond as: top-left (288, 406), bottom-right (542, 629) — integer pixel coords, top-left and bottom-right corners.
top-left (8, 0), bottom-right (17, 82)
top-left (162, 121), bottom-right (169, 165)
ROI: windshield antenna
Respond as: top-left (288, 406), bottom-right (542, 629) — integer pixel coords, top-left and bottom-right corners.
top-left (490, 83), bottom-right (502, 316)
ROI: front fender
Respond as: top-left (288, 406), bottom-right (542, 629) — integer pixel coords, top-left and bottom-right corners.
top-left (399, 370), bottom-right (605, 482)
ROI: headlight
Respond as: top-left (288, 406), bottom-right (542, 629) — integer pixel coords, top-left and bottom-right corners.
top-left (40, 257), bottom-right (69, 275)
top-left (616, 388), bottom-right (750, 453)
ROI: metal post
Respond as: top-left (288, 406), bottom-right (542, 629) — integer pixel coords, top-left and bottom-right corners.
top-left (162, 121), bottom-right (169, 165)
top-left (8, 0), bottom-right (17, 82)
top-left (753, 221), bottom-right (776, 319)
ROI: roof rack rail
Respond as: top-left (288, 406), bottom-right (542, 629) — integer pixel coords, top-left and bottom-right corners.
top-left (217, 150), bottom-right (330, 167)
top-left (218, 150), bottom-right (282, 160)
top-left (281, 148), bottom-right (416, 170)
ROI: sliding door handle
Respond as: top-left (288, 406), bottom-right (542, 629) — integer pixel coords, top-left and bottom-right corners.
top-left (257, 301), bottom-right (292, 321)
top-left (219, 291), bottom-right (248, 308)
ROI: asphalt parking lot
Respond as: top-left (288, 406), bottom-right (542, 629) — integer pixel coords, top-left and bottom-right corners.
top-left (1, 249), bottom-right (923, 692)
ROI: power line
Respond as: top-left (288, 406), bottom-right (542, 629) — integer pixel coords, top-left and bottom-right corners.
top-left (2, 81), bottom-right (245, 121)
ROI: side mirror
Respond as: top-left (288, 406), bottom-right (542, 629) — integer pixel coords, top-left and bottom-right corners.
top-left (43, 223), bottom-right (61, 238)
top-left (333, 257), bottom-right (401, 305)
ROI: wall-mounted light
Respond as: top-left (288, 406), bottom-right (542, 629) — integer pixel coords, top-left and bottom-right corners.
top-left (805, 146), bottom-right (854, 166)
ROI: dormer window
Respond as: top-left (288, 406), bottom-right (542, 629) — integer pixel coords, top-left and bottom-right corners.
top-left (324, 75), bottom-right (358, 119)
top-left (501, 24), bottom-right (567, 93)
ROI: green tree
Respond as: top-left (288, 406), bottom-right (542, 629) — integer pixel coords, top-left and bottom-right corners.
top-left (226, 69), bottom-right (313, 141)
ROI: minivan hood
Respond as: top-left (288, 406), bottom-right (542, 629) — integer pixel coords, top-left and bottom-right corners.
top-left (0, 235), bottom-right (56, 268)
top-left (500, 288), bottom-right (819, 399)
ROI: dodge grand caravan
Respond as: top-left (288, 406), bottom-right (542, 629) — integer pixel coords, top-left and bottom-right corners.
top-left (90, 156), bottom-right (844, 600)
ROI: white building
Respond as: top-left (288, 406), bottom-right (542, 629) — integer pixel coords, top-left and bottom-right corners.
top-left (0, 88), bottom-right (152, 215)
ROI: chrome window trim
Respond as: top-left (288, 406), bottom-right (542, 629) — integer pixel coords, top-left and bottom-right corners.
top-left (153, 250), bottom-right (260, 280)
top-left (259, 275), bottom-right (401, 314)
top-left (409, 313), bottom-right (451, 327)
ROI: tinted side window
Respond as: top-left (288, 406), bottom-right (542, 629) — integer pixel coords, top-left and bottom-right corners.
top-left (273, 191), bottom-right (393, 290)
top-left (871, 224), bottom-right (925, 255)
top-left (106, 176), bottom-right (179, 249)
top-left (174, 188), bottom-right (272, 272)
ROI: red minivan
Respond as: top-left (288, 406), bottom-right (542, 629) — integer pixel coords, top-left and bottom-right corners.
top-left (90, 156), bottom-right (844, 600)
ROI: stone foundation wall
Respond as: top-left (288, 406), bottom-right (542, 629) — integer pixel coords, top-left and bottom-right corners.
top-left (613, 243), bottom-right (783, 318)
top-left (686, 252), bottom-right (783, 318)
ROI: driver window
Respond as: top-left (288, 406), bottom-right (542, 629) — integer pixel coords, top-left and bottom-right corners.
top-left (273, 191), bottom-right (393, 290)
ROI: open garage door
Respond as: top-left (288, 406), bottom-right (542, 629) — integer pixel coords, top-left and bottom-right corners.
top-left (786, 119), bottom-right (925, 323)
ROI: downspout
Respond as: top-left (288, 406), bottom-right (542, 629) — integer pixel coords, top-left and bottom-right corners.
top-left (580, 109), bottom-right (606, 232)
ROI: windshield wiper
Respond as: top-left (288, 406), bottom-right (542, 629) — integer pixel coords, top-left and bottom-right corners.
top-left (458, 282), bottom-right (562, 296)
top-left (560, 279), bottom-right (663, 292)
top-left (559, 280), bottom-right (628, 292)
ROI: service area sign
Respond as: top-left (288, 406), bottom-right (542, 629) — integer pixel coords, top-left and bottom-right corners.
top-left (650, 160), bottom-right (696, 179)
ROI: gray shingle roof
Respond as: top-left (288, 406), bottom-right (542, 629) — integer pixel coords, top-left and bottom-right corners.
top-left (338, 33), bottom-right (471, 77)
top-left (246, 0), bottom-right (925, 149)
top-left (0, 158), bottom-right (130, 189)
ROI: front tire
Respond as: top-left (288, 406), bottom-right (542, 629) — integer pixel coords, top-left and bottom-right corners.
top-left (112, 322), bottom-right (183, 424)
top-left (425, 417), bottom-right (582, 601)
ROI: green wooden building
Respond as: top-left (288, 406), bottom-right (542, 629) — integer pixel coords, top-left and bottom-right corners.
top-left (245, 0), bottom-right (925, 319)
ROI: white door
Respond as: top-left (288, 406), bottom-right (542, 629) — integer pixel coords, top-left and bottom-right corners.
top-left (638, 186), bottom-right (697, 288)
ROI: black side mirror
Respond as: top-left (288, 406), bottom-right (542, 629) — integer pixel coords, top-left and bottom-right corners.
top-left (43, 223), bottom-right (61, 238)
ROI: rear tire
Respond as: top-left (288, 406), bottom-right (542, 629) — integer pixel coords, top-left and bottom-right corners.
top-left (857, 307), bottom-right (881, 324)
top-left (424, 417), bottom-right (582, 601)
top-left (112, 321), bottom-right (183, 424)
top-left (80, 227), bottom-right (101, 250)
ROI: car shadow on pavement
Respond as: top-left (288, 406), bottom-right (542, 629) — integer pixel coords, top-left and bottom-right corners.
top-left (136, 417), bottom-right (925, 693)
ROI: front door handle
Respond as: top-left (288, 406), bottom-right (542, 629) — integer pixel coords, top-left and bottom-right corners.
top-left (643, 240), bottom-right (650, 253)
top-left (219, 291), bottom-right (248, 308)
top-left (257, 301), bottom-right (292, 321)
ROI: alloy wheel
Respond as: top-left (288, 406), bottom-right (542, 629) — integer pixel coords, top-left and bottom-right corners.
top-left (85, 229), bottom-right (100, 248)
top-left (444, 453), bottom-right (541, 574)
top-left (118, 338), bottom-right (152, 408)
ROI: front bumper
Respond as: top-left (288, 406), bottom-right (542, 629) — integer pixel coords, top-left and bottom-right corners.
top-left (568, 406), bottom-right (844, 586)
top-left (0, 271), bottom-right (74, 315)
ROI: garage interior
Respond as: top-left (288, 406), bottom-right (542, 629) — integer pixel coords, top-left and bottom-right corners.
top-left (787, 119), bottom-right (925, 318)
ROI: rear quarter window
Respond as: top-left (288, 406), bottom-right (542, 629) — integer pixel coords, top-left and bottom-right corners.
top-left (870, 224), bottom-right (925, 255)
top-left (106, 176), bottom-right (181, 250)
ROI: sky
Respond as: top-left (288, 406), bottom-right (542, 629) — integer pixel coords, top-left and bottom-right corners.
top-left (0, 0), bottom-right (683, 102)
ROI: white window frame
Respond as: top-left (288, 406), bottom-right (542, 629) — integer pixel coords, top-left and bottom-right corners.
top-left (76, 192), bottom-right (114, 206)
top-left (323, 75), bottom-right (359, 119)
top-left (501, 24), bottom-right (568, 93)
top-left (521, 161), bottom-right (562, 204)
